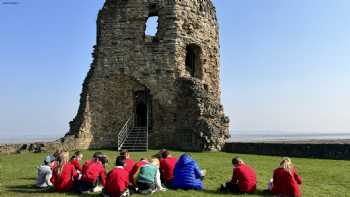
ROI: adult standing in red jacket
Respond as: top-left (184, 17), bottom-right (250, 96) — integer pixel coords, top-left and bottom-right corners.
top-left (219, 157), bottom-right (256, 194)
top-left (105, 156), bottom-right (130, 197)
top-left (76, 152), bottom-right (107, 193)
top-left (120, 149), bottom-right (135, 174)
top-left (270, 158), bottom-right (302, 197)
top-left (51, 152), bottom-right (78, 192)
top-left (159, 150), bottom-right (177, 187)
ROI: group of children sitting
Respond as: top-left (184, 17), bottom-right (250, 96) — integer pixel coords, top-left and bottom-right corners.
top-left (35, 149), bottom-right (302, 197)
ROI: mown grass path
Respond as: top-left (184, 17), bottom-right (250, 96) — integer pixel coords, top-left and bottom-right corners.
top-left (0, 150), bottom-right (349, 196)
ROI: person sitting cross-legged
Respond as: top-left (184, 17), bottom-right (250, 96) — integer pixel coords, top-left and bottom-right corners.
top-left (119, 149), bottom-right (135, 174)
top-left (219, 157), bottom-right (256, 194)
top-left (70, 151), bottom-right (83, 173)
top-left (103, 156), bottom-right (130, 197)
top-left (129, 157), bottom-right (149, 185)
top-left (36, 156), bottom-right (53, 188)
top-left (135, 158), bottom-right (166, 194)
top-left (51, 152), bottom-right (79, 192)
top-left (159, 150), bottom-right (177, 187)
top-left (269, 157), bottom-right (302, 197)
top-left (172, 153), bottom-right (206, 190)
top-left (76, 152), bottom-right (107, 193)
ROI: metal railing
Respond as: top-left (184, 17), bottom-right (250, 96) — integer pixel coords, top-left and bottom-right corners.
top-left (146, 108), bottom-right (149, 152)
top-left (117, 114), bottom-right (134, 150)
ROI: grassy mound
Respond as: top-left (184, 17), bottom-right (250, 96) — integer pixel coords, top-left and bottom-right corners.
top-left (0, 150), bottom-right (349, 196)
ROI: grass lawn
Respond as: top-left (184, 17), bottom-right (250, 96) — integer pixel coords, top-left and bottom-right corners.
top-left (0, 150), bottom-right (349, 197)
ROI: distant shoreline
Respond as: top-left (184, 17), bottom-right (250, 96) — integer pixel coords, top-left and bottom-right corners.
top-left (1, 132), bottom-right (350, 145)
top-left (2, 138), bottom-right (350, 146)
top-left (0, 137), bottom-right (60, 145)
top-left (229, 139), bottom-right (350, 144)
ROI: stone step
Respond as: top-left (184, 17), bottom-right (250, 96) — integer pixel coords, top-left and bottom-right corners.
top-left (124, 140), bottom-right (147, 143)
top-left (127, 132), bottom-right (147, 135)
top-left (121, 146), bottom-right (148, 151)
top-left (126, 136), bottom-right (147, 139)
top-left (125, 139), bottom-right (146, 142)
top-left (123, 141), bottom-right (147, 144)
top-left (132, 128), bottom-right (147, 130)
top-left (122, 149), bottom-right (148, 152)
top-left (120, 145), bottom-right (147, 149)
top-left (119, 126), bottom-right (148, 152)
top-left (127, 135), bottom-right (147, 137)
top-left (129, 131), bottom-right (147, 134)
top-left (121, 144), bottom-right (146, 147)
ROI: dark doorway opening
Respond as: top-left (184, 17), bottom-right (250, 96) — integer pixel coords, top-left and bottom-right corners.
top-left (135, 102), bottom-right (147, 127)
top-left (134, 89), bottom-right (152, 131)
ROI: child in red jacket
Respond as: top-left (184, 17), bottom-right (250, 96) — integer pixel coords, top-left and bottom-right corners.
top-left (104, 156), bottom-right (130, 197)
top-left (159, 150), bottom-right (177, 187)
top-left (270, 157), bottom-right (302, 197)
top-left (219, 157), bottom-right (256, 194)
top-left (70, 151), bottom-right (83, 173)
top-left (76, 152), bottom-right (107, 193)
top-left (51, 152), bottom-right (78, 192)
top-left (120, 149), bottom-right (135, 174)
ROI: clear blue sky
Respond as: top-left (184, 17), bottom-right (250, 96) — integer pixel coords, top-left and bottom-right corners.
top-left (0, 0), bottom-right (350, 137)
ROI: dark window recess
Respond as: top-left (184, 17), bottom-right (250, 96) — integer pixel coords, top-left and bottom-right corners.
top-left (186, 47), bottom-right (196, 76)
top-left (185, 44), bottom-right (201, 77)
top-left (203, 84), bottom-right (208, 91)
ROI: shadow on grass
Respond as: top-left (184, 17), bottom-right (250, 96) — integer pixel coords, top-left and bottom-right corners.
top-left (203, 189), bottom-right (273, 196)
top-left (5, 184), bottom-right (99, 196)
top-left (5, 184), bottom-right (53, 194)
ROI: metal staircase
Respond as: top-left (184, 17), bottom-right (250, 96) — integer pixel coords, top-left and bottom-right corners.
top-left (117, 115), bottom-right (149, 152)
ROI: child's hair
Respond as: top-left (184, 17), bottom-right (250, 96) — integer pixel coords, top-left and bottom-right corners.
top-left (150, 149), bottom-right (167, 160)
top-left (56, 152), bottom-right (69, 175)
top-left (279, 157), bottom-right (293, 174)
top-left (139, 157), bottom-right (147, 161)
top-left (151, 158), bottom-right (160, 167)
top-left (70, 151), bottom-right (82, 161)
top-left (98, 155), bottom-right (109, 166)
top-left (232, 157), bottom-right (244, 166)
top-left (93, 152), bottom-right (103, 160)
top-left (74, 151), bottom-right (82, 156)
top-left (120, 149), bottom-right (129, 157)
top-left (115, 156), bottom-right (125, 166)
top-left (161, 150), bottom-right (170, 159)
top-left (43, 156), bottom-right (51, 165)
top-left (52, 149), bottom-right (63, 161)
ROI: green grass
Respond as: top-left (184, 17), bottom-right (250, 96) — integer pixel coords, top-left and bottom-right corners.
top-left (1, 150), bottom-right (350, 197)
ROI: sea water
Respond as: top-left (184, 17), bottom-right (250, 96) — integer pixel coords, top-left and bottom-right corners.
top-left (230, 131), bottom-right (350, 142)
top-left (1, 131), bottom-right (350, 144)
top-left (0, 131), bottom-right (63, 144)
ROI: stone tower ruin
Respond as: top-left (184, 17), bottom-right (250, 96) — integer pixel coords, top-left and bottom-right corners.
top-left (63, 0), bottom-right (230, 151)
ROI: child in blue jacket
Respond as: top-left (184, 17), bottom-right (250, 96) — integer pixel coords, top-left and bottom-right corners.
top-left (172, 154), bottom-right (206, 190)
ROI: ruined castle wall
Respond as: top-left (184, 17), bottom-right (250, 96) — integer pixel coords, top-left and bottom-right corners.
top-left (66, 0), bottom-right (229, 151)
top-left (171, 0), bottom-right (229, 150)
top-left (175, 0), bottom-right (221, 100)
top-left (68, 0), bottom-right (180, 149)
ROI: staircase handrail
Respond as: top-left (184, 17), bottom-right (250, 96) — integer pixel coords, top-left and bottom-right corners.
top-left (117, 114), bottom-right (133, 150)
top-left (146, 107), bottom-right (149, 152)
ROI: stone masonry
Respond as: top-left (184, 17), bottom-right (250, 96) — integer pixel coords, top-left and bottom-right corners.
top-left (63, 0), bottom-right (229, 151)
